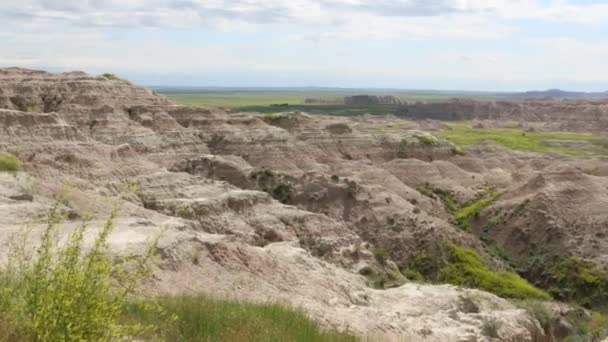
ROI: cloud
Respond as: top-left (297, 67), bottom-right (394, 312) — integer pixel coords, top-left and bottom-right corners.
top-left (1, 0), bottom-right (608, 90)
top-left (2, 0), bottom-right (301, 29)
top-left (4, 0), bottom-right (607, 31)
top-left (320, 0), bottom-right (465, 17)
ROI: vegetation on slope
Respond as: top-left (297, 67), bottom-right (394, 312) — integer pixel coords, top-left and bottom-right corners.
top-left (477, 202), bottom-right (608, 311)
top-left (0, 154), bottom-right (21, 172)
top-left (405, 243), bottom-right (550, 300)
top-left (516, 299), bottom-right (608, 341)
top-left (260, 113), bottom-right (287, 122)
top-left (455, 191), bottom-right (499, 230)
top-left (416, 185), bottom-right (458, 213)
top-left (0, 204), bottom-right (354, 342)
top-left (439, 244), bottom-right (550, 300)
top-left (440, 122), bottom-right (608, 156)
top-left (125, 295), bottom-right (356, 342)
top-left (523, 254), bottom-right (608, 311)
top-left (0, 204), bottom-right (154, 341)
top-left (417, 185), bottom-right (499, 231)
top-left (101, 73), bottom-right (119, 80)
top-left (250, 169), bottom-right (293, 204)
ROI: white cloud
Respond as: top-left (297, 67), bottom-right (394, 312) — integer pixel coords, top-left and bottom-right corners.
top-left (1, 0), bottom-right (608, 89)
top-left (3, 0), bottom-right (608, 30)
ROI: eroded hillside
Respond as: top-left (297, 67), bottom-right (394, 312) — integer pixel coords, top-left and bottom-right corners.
top-left (2, 68), bottom-right (608, 341)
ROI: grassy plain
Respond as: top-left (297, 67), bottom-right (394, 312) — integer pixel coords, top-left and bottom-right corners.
top-left (161, 88), bottom-right (494, 108)
top-left (167, 91), bottom-right (407, 115)
top-left (440, 122), bottom-right (608, 157)
top-left (168, 92), bottom-right (312, 107)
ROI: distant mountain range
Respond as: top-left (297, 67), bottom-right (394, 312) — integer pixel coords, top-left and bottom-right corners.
top-left (152, 86), bottom-right (608, 100)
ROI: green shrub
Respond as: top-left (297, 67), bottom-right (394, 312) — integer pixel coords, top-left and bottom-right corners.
top-left (101, 73), bottom-right (119, 80)
top-left (260, 113), bottom-right (286, 122)
top-left (451, 146), bottom-right (466, 156)
top-left (124, 295), bottom-right (356, 342)
top-left (24, 102), bottom-right (39, 113)
top-left (401, 269), bottom-right (425, 282)
top-left (326, 123), bottom-right (352, 135)
top-left (520, 303), bottom-right (608, 342)
top-left (397, 139), bottom-right (409, 158)
top-left (0, 154), bottom-right (21, 172)
top-left (439, 244), bottom-right (550, 300)
top-left (481, 317), bottom-right (501, 338)
top-left (415, 135), bottom-right (438, 146)
top-left (406, 252), bottom-right (439, 280)
top-left (455, 191), bottom-right (499, 230)
top-left (371, 248), bottom-right (387, 265)
top-left (408, 243), bottom-right (550, 300)
top-left (516, 300), bottom-right (555, 334)
top-left (250, 169), bottom-right (293, 204)
top-left (584, 312), bottom-right (608, 340)
top-left (480, 217), bottom-right (499, 243)
top-left (545, 257), bottom-right (608, 309)
top-left (176, 205), bottom-right (195, 219)
top-left (0, 203), bottom-right (156, 341)
top-left (417, 185), bottom-right (458, 213)
top-left (365, 271), bottom-right (406, 289)
top-left (512, 199), bottom-right (530, 217)
top-left (521, 245), bottom-right (608, 309)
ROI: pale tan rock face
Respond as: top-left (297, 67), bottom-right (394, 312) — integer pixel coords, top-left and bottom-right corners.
top-left (5, 67), bottom-right (608, 340)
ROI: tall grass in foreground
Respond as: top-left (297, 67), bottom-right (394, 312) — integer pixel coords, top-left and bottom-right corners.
top-left (125, 295), bottom-right (356, 342)
top-left (0, 203), bottom-right (356, 341)
top-left (0, 203), bottom-right (156, 341)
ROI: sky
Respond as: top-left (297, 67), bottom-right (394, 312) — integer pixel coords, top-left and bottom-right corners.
top-left (1, 0), bottom-right (608, 91)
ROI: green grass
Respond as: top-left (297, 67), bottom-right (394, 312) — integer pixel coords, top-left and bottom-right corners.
top-left (124, 295), bottom-right (356, 342)
top-left (417, 185), bottom-right (499, 230)
top-left (417, 185), bottom-right (458, 213)
top-left (440, 122), bottom-right (608, 156)
top-left (0, 154), bottom-right (20, 172)
top-left (407, 243), bottom-right (551, 300)
top-left (165, 90), bottom-right (485, 109)
top-left (238, 104), bottom-right (402, 116)
top-left (545, 257), bottom-right (608, 310)
top-left (521, 249), bottom-right (608, 311)
top-left (169, 92), bottom-right (309, 107)
top-left (0, 203), bottom-right (354, 342)
top-left (169, 93), bottom-right (398, 115)
top-left (455, 191), bottom-right (499, 230)
top-left (439, 244), bottom-right (551, 300)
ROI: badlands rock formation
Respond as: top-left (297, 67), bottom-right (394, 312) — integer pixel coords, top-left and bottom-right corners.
top-left (3, 68), bottom-right (608, 341)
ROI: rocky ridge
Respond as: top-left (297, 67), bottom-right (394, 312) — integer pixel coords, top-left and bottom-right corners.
top-left (2, 68), bottom-right (608, 340)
